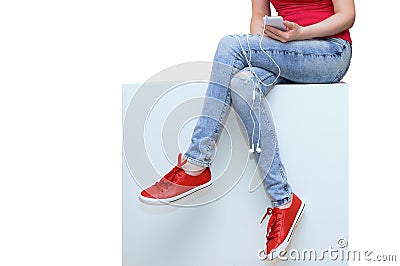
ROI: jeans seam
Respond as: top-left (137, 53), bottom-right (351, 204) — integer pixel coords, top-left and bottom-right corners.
top-left (331, 44), bottom-right (352, 82)
top-left (258, 73), bottom-right (277, 94)
top-left (338, 45), bottom-right (352, 81)
top-left (259, 93), bottom-right (292, 202)
top-left (279, 163), bottom-right (285, 179)
top-left (327, 37), bottom-right (349, 47)
top-left (252, 45), bottom-right (343, 57)
top-left (205, 91), bottom-right (230, 155)
top-left (259, 73), bottom-right (275, 84)
top-left (261, 108), bottom-right (277, 148)
top-left (205, 59), bottom-right (239, 155)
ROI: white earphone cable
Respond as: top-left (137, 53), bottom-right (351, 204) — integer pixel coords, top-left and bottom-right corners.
top-left (234, 26), bottom-right (282, 192)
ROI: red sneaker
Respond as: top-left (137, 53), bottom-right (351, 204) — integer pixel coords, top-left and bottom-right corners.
top-left (139, 154), bottom-right (212, 205)
top-left (258, 193), bottom-right (305, 260)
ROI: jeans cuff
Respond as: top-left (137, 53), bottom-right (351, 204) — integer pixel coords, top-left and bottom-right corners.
top-left (182, 153), bottom-right (211, 167)
top-left (271, 192), bottom-right (293, 207)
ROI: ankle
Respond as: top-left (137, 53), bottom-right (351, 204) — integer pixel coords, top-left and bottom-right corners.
top-left (181, 161), bottom-right (206, 176)
top-left (277, 199), bottom-right (292, 209)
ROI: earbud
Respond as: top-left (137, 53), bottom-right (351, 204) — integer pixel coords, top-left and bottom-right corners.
top-left (234, 33), bottom-right (281, 158)
top-left (249, 144), bottom-right (254, 153)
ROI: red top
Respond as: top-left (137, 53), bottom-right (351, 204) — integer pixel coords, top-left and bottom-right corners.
top-left (270, 0), bottom-right (352, 44)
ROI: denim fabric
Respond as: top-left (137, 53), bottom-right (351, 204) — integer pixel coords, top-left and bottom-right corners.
top-left (183, 34), bottom-right (352, 206)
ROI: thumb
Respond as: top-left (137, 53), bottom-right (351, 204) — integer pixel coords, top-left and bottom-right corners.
top-left (283, 21), bottom-right (296, 30)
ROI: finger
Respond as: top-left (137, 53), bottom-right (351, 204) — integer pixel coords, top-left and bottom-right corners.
top-left (266, 28), bottom-right (282, 40)
top-left (266, 26), bottom-right (291, 42)
top-left (265, 25), bottom-right (285, 37)
top-left (283, 21), bottom-right (296, 30)
top-left (265, 29), bottom-right (288, 43)
top-left (263, 29), bottom-right (276, 39)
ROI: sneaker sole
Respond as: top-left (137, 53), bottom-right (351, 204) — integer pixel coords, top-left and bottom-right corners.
top-left (258, 201), bottom-right (306, 260)
top-left (138, 180), bottom-right (212, 205)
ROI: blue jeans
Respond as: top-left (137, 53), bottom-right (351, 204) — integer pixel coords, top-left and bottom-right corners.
top-left (183, 34), bottom-right (352, 206)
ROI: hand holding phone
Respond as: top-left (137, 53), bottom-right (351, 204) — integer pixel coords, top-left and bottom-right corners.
top-left (263, 15), bottom-right (287, 32)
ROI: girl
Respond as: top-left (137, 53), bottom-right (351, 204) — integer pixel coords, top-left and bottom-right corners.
top-left (140, 0), bottom-right (355, 260)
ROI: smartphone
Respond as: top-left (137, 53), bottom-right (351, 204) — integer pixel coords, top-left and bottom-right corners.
top-left (263, 15), bottom-right (287, 31)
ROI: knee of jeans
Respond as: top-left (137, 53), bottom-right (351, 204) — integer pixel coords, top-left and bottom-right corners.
top-left (230, 71), bottom-right (254, 107)
top-left (216, 35), bottom-right (237, 54)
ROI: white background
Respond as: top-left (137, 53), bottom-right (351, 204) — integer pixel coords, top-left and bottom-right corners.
top-left (0, 0), bottom-right (399, 265)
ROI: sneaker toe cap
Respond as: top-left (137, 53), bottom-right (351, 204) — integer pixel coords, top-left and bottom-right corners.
top-left (140, 189), bottom-right (155, 198)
